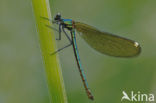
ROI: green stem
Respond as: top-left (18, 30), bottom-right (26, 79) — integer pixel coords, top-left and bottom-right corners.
top-left (32, 0), bottom-right (68, 103)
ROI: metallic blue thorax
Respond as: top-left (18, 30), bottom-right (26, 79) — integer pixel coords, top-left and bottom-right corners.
top-left (62, 19), bottom-right (73, 29)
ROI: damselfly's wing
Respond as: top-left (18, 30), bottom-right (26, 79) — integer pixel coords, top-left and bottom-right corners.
top-left (75, 22), bottom-right (141, 57)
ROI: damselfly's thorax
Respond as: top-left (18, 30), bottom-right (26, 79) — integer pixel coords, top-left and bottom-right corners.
top-left (53, 13), bottom-right (75, 30)
top-left (62, 19), bottom-right (75, 30)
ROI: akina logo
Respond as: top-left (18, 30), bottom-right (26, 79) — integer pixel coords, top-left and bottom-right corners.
top-left (121, 91), bottom-right (154, 102)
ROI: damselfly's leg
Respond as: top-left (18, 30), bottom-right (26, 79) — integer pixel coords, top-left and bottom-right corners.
top-left (56, 24), bottom-right (61, 40)
top-left (41, 16), bottom-right (61, 40)
top-left (45, 24), bottom-right (59, 32)
top-left (45, 24), bottom-right (61, 40)
top-left (62, 27), bottom-right (72, 43)
top-left (50, 27), bottom-right (73, 55)
top-left (50, 42), bottom-right (72, 55)
top-left (41, 16), bottom-right (72, 54)
top-left (40, 16), bottom-right (53, 22)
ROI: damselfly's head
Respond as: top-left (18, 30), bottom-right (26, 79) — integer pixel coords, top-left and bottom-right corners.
top-left (53, 13), bottom-right (62, 24)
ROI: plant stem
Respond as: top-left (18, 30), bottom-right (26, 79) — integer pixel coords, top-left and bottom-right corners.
top-left (32, 0), bottom-right (68, 102)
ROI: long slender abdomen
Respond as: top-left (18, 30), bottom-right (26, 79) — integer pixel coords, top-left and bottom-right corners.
top-left (71, 30), bottom-right (94, 100)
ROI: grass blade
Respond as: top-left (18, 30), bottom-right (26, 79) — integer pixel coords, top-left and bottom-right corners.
top-left (32, 0), bottom-right (68, 102)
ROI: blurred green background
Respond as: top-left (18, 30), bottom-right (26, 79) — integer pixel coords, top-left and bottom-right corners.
top-left (1, 0), bottom-right (156, 103)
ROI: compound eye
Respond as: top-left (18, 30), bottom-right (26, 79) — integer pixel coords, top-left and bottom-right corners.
top-left (56, 13), bottom-right (61, 18)
top-left (54, 13), bottom-right (61, 21)
top-left (57, 12), bottom-right (61, 16)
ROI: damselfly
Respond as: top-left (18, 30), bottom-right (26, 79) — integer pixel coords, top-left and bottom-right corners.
top-left (41, 13), bottom-right (141, 100)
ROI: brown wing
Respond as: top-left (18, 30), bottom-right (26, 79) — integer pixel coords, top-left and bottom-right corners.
top-left (75, 22), bottom-right (141, 57)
